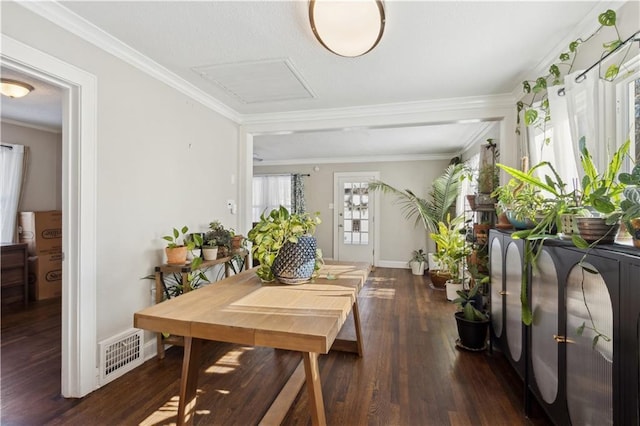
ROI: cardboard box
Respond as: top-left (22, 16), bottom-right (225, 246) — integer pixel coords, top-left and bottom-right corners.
top-left (28, 253), bottom-right (63, 300)
top-left (18, 211), bottom-right (62, 256)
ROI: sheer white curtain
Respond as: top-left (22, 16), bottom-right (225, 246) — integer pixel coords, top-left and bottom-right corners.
top-left (1, 144), bottom-right (25, 243)
top-left (528, 88), bottom-right (579, 191)
top-left (252, 175), bottom-right (292, 222)
top-left (565, 70), bottom-right (613, 172)
top-left (457, 153), bottom-right (479, 217)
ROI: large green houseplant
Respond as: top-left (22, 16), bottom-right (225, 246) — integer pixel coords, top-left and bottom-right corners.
top-left (248, 206), bottom-right (322, 283)
top-left (430, 214), bottom-right (470, 301)
top-left (369, 163), bottom-right (465, 235)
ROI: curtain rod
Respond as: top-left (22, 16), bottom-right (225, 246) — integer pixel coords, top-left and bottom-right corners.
top-left (575, 29), bottom-right (640, 83)
top-left (254, 173), bottom-right (310, 177)
top-left (1, 144), bottom-right (14, 150)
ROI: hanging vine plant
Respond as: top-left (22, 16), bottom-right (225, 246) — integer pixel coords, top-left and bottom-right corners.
top-left (516, 8), bottom-right (636, 137)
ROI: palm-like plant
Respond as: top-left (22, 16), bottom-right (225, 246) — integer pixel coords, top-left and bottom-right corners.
top-left (369, 163), bottom-right (465, 233)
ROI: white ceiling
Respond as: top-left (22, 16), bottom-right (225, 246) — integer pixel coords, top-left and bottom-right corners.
top-left (1, 0), bottom-right (609, 163)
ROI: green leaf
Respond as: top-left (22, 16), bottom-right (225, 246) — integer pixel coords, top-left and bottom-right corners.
top-left (576, 322), bottom-right (585, 336)
top-left (571, 235), bottom-right (590, 249)
top-left (603, 39), bottom-right (622, 52)
top-left (592, 335), bottom-right (600, 349)
top-left (559, 52), bottom-right (570, 61)
top-left (524, 109), bottom-right (538, 126)
top-left (173, 228), bottom-right (179, 239)
top-left (598, 9), bottom-right (616, 26)
top-left (604, 64), bottom-right (619, 80)
top-left (549, 64), bottom-right (560, 78)
top-left (522, 81), bottom-right (531, 93)
top-left (532, 77), bottom-right (547, 93)
top-left (569, 41), bottom-right (579, 53)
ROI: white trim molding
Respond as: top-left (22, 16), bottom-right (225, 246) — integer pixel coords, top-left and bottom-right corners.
top-left (1, 35), bottom-right (98, 398)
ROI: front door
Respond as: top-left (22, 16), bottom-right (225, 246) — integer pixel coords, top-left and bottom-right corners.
top-left (334, 172), bottom-right (378, 264)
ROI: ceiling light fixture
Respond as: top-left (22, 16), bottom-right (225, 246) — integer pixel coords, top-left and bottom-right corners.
top-left (309, 0), bottom-right (385, 57)
top-left (1, 79), bottom-right (34, 98)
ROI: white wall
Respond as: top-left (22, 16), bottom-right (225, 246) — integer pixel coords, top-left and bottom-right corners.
top-left (1, 121), bottom-right (62, 211)
top-left (254, 158), bottom-right (451, 265)
top-left (1, 3), bottom-right (241, 343)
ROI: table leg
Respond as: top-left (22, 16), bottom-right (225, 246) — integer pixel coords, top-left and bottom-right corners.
top-left (177, 337), bottom-right (203, 426)
top-left (352, 299), bottom-right (364, 357)
top-left (302, 352), bottom-right (326, 426)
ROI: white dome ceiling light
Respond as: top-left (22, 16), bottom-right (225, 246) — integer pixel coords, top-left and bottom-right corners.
top-left (309, 0), bottom-right (386, 57)
top-left (1, 79), bottom-right (34, 98)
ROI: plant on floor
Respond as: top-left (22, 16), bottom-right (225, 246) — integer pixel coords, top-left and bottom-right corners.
top-left (248, 205), bottom-right (323, 283)
top-left (430, 214), bottom-right (470, 285)
top-left (453, 281), bottom-right (488, 322)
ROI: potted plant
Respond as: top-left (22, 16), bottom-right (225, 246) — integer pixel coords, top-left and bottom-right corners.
top-left (247, 205), bottom-right (323, 284)
top-left (184, 233), bottom-right (204, 261)
top-left (612, 162), bottom-right (640, 248)
top-left (430, 214), bottom-right (470, 301)
top-left (202, 238), bottom-right (219, 260)
top-left (453, 281), bottom-right (489, 351)
top-left (370, 163), bottom-right (466, 287)
top-left (163, 225), bottom-right (200, 265)
top-left (205, 220), bottom-right (233, 256)
top-left (408, 249), bottom-right (428, 275)
top-left (572, 137), bottom-right (629, 245)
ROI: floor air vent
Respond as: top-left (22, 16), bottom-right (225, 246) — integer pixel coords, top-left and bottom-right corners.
top-left (99, 329), bottom-right (144, 386)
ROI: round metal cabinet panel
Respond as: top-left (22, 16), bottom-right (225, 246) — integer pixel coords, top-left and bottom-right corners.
top-left (530, 249), bottom-right (559, 404)
top-left (566, 262), bottom-right (613, 425)
top-left (490, 237), bottom-right (503, 337)
top-left (505, 242), bottom-right (523, 362)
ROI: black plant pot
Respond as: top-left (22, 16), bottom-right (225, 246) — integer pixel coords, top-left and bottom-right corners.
top-left (271, 235), bottom-right (317, 284)
top-left (455, 312), bottom-right (489, 351)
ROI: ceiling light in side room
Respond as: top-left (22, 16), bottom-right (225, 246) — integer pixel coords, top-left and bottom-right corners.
top-left (1, 79), bottom-right (34, 98)
top-left (309, 0), bottom-right (385, 57)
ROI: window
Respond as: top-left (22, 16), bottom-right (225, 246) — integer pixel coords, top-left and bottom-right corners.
top-left (252, 175), bottom-right (291, 222)
top-left (616, 74), bottom-right (640, 168)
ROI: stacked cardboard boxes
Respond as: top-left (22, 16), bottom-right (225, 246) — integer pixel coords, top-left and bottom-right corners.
top-left (18, 211), bottom-right (63, 300)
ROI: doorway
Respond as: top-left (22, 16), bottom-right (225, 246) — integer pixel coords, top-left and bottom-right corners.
top-left (333, 172), bottom-right (379, 264)
top-left (2, 35), bottom-right (98, 397)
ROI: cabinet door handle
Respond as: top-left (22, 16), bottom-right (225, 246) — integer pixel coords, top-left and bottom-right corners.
top-left (499, 290), bottom-right (507, 296)
top-left (553, 334), bottom-right (574, 344)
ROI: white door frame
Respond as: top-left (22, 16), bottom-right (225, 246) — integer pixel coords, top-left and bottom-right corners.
top-left (333, 171), bottom-right (380, 266)
top-left (2, 35), bottom-right (98, 397)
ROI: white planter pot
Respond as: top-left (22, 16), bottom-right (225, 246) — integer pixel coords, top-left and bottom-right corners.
top-left (187, 248), bottom-right (201, 261)
top-left (202, 247), bottom-right (219, 261)
top-left (410, 261), bottom-right (425, 275)
top-left (428, 253), bottom-right (442, 271)
top-left (446, 280), bottom-right (464, 302)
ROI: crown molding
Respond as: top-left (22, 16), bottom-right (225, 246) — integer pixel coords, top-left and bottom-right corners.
top-left (254, 152), bottom-right (455, 167)
top-left (240, 93), bottom-right (516, 127)
top-left (19, 1), bottom-right (242, 123)
top-left (1, 118), bottom-right (62, 134)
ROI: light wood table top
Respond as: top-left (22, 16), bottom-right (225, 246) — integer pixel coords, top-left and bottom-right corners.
top-left (135, 261), bottom-right (369, 353)
top-left (134, 261), bottom-right (371, 426)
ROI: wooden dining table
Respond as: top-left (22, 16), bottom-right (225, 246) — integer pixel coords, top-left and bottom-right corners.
top-left (134, 261), bottom-right (370, 426)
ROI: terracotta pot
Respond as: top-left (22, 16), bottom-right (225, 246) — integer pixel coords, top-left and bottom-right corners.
top-left (576, 217), bottom-right (620, 245)
top-left (495, 211), bottom-right (512, 230)
top-left (466, 195), bottom-right (477, 211)
top-left (473, 223), bottom-right (490, 244)
top-left (166, 246), bottom-right (188, 265)
top-left (629, 218), bottom-right (640, 249)
top-left (231, 235), bottom-right (244, 249)
top-left (429, 270), bottom-right (451, 289)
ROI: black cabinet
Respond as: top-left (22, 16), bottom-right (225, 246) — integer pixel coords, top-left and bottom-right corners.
top-left (489, 229), bottom-right (640, 425)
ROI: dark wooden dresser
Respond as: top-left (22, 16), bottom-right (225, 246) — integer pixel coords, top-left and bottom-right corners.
top-left (1, 243), bottom-right (29, 305)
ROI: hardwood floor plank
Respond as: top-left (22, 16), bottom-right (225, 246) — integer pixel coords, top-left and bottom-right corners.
top-left (1, 268), bottom-right (551, 425)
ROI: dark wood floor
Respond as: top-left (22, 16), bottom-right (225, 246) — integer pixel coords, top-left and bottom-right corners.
top-left (1, 267), bottom-right (551, 425)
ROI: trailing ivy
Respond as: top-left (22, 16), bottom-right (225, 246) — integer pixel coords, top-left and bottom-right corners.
top-left (516, 9), bottom-right (632, 136)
